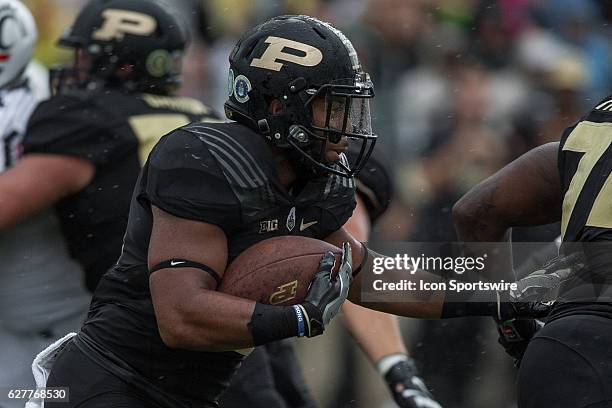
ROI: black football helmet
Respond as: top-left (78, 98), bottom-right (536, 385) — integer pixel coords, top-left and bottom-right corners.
top-left (52, 0), bottom-right (187, 94)
top-left (224, 15), bottom-right (377, 178)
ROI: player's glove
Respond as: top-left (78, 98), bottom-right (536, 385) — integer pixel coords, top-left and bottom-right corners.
top-left (495, 253), bottom-right (581, 321)
top-left (495, 318), bottom-right (543, 366)
top-left (509, 253), bottom-right (578, 302)
top-left (494, 253), bottom-right (581, 364)
top-left (492, 285), bottom-right (551, 364)
top-left (379, 355), bottom-right (442, 408)
top-left (299, 242), bottom-right (352, 337)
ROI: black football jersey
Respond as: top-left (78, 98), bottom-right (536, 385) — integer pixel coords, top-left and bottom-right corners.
top-left (81, 122), bottom-right (356, 406)
top-left (347, 144), bottom-right (393, 222)
top-left (23, 89), bottom-right (220, 291)
top-left (559, 98), bottom-right (612, 243)
top-left (553, 96), bottom-right (612, 317)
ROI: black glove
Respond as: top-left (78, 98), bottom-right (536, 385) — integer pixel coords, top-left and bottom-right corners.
top-left (495, 318), bottom-right (544, 365)
top-left (494, 253), bottom-right (581, 363)
top-left (493, 288), bottom-right (550, 363)
top-left (299, 243), bottom-right (352, 337)
top-left (381, 356), bottom-right (442, 408)
top-left (496, 293), bottom-right (552, 322)
top-left (495, 254), bottom-right (578, 321)
top-left (510, 253), bottom-right (579, 301)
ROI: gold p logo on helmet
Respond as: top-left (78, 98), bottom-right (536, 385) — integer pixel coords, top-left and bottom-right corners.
top-left (93, 9), bottom-right (157, 41)
top-left (250, 36), bottom-right (323, 72)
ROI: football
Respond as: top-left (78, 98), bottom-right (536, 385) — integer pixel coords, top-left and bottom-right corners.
top-left (218, 236), bottom-right (342, 305)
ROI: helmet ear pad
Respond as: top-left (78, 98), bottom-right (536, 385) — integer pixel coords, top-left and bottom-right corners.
top-left (257, 90), bottom-right (313, 146)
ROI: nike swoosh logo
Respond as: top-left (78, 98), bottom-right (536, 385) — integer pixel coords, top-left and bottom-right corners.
top-left (170, 260), bottom-right (186, 266)
top-left (299, 219), bottom-right (318, 231)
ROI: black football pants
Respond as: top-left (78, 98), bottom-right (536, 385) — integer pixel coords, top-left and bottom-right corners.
top-left (219, 341), bottom-right (317, 408)
top-left (518, 314), bottom-right (612, 408)
top-left (45, 340), bottom-right (163, 408)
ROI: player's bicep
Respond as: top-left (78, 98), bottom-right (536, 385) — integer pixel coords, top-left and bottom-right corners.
top-left (148, 205), bottom-right (228, 287)
top-left (148, 206), bottom-right (229, 334)
top-left (0, 154), bottom-right (94, 229)
top-left (454, 142), bottom-right (561, 238)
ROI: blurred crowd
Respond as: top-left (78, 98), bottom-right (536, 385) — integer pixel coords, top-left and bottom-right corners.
top-left (20, 0), bottom-right (612, 407)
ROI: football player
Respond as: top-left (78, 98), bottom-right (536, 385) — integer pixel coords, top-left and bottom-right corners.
top-left (219, 147), bottom-right (441, 408)
top-left (452, 98), bottom-right (612, 407)
top-left (44, 14), bottom-right (361, 408)
top-left (0, 1), bottom-right (91, 404)
top-left (0, 0), bottom-right (221, 292)
top-left (0, 0), bottom-right (218, 402)
top-left (42, 14), bottom-right (545, 408)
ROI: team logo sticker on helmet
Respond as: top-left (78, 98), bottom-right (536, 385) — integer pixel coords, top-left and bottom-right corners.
top-left (227, 69), bottom-right (235, 97)
top-left (250, 36), bottom-right (323, 71)
top-left (233, 74), bottom-right (251, 103)
top-left (146, 49), bottom-right (171, 77)
top-left (92, 9), bottom-right (157, 41)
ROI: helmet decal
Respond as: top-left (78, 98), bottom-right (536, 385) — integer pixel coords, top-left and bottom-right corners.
top-left (146, 49), bottom-right (171, 78)
top-left (250, 36), bottom-right (323, 72)
top-left (92, 9), bottom-right (157, 42)
top-left (233, 75), bottom-right (251, 103)
top-left (227, 69), bottom-right (235, 97)
top-left (0, 0), bottom-right (37, 89)
top-left (0, 5), bottom-right (25, 50)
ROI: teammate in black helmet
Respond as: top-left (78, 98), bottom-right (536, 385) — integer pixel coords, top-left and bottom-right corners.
top-left (0, 0), bottom-right (220, 292)
top-left (53, 0), bottom-right (186, 94)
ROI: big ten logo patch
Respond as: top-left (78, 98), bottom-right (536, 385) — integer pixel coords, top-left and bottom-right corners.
top-left (259, 219), bottom-right (279, 234)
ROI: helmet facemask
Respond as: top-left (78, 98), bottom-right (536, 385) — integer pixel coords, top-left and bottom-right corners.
top-left (287, 72), bottom-right (377, 179)
top-left (51, 45), bottom-right (184, 95)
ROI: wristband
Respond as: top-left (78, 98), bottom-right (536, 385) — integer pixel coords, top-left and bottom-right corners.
top-left (248, 303), bottom-right (300, 345)
top-left (293, 305), bottom-right (306, 337)
top-left (439, 285), bottom-right (500, 318)
top-left (376, 353), bottom-right (409, 376)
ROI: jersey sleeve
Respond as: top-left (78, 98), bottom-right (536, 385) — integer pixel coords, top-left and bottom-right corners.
top-left (23, 94), bottom-right (120, 167)
top-left (348, 146), bottom-right (393, 222)
top-left (142, 128), bottom-right (241, 233)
